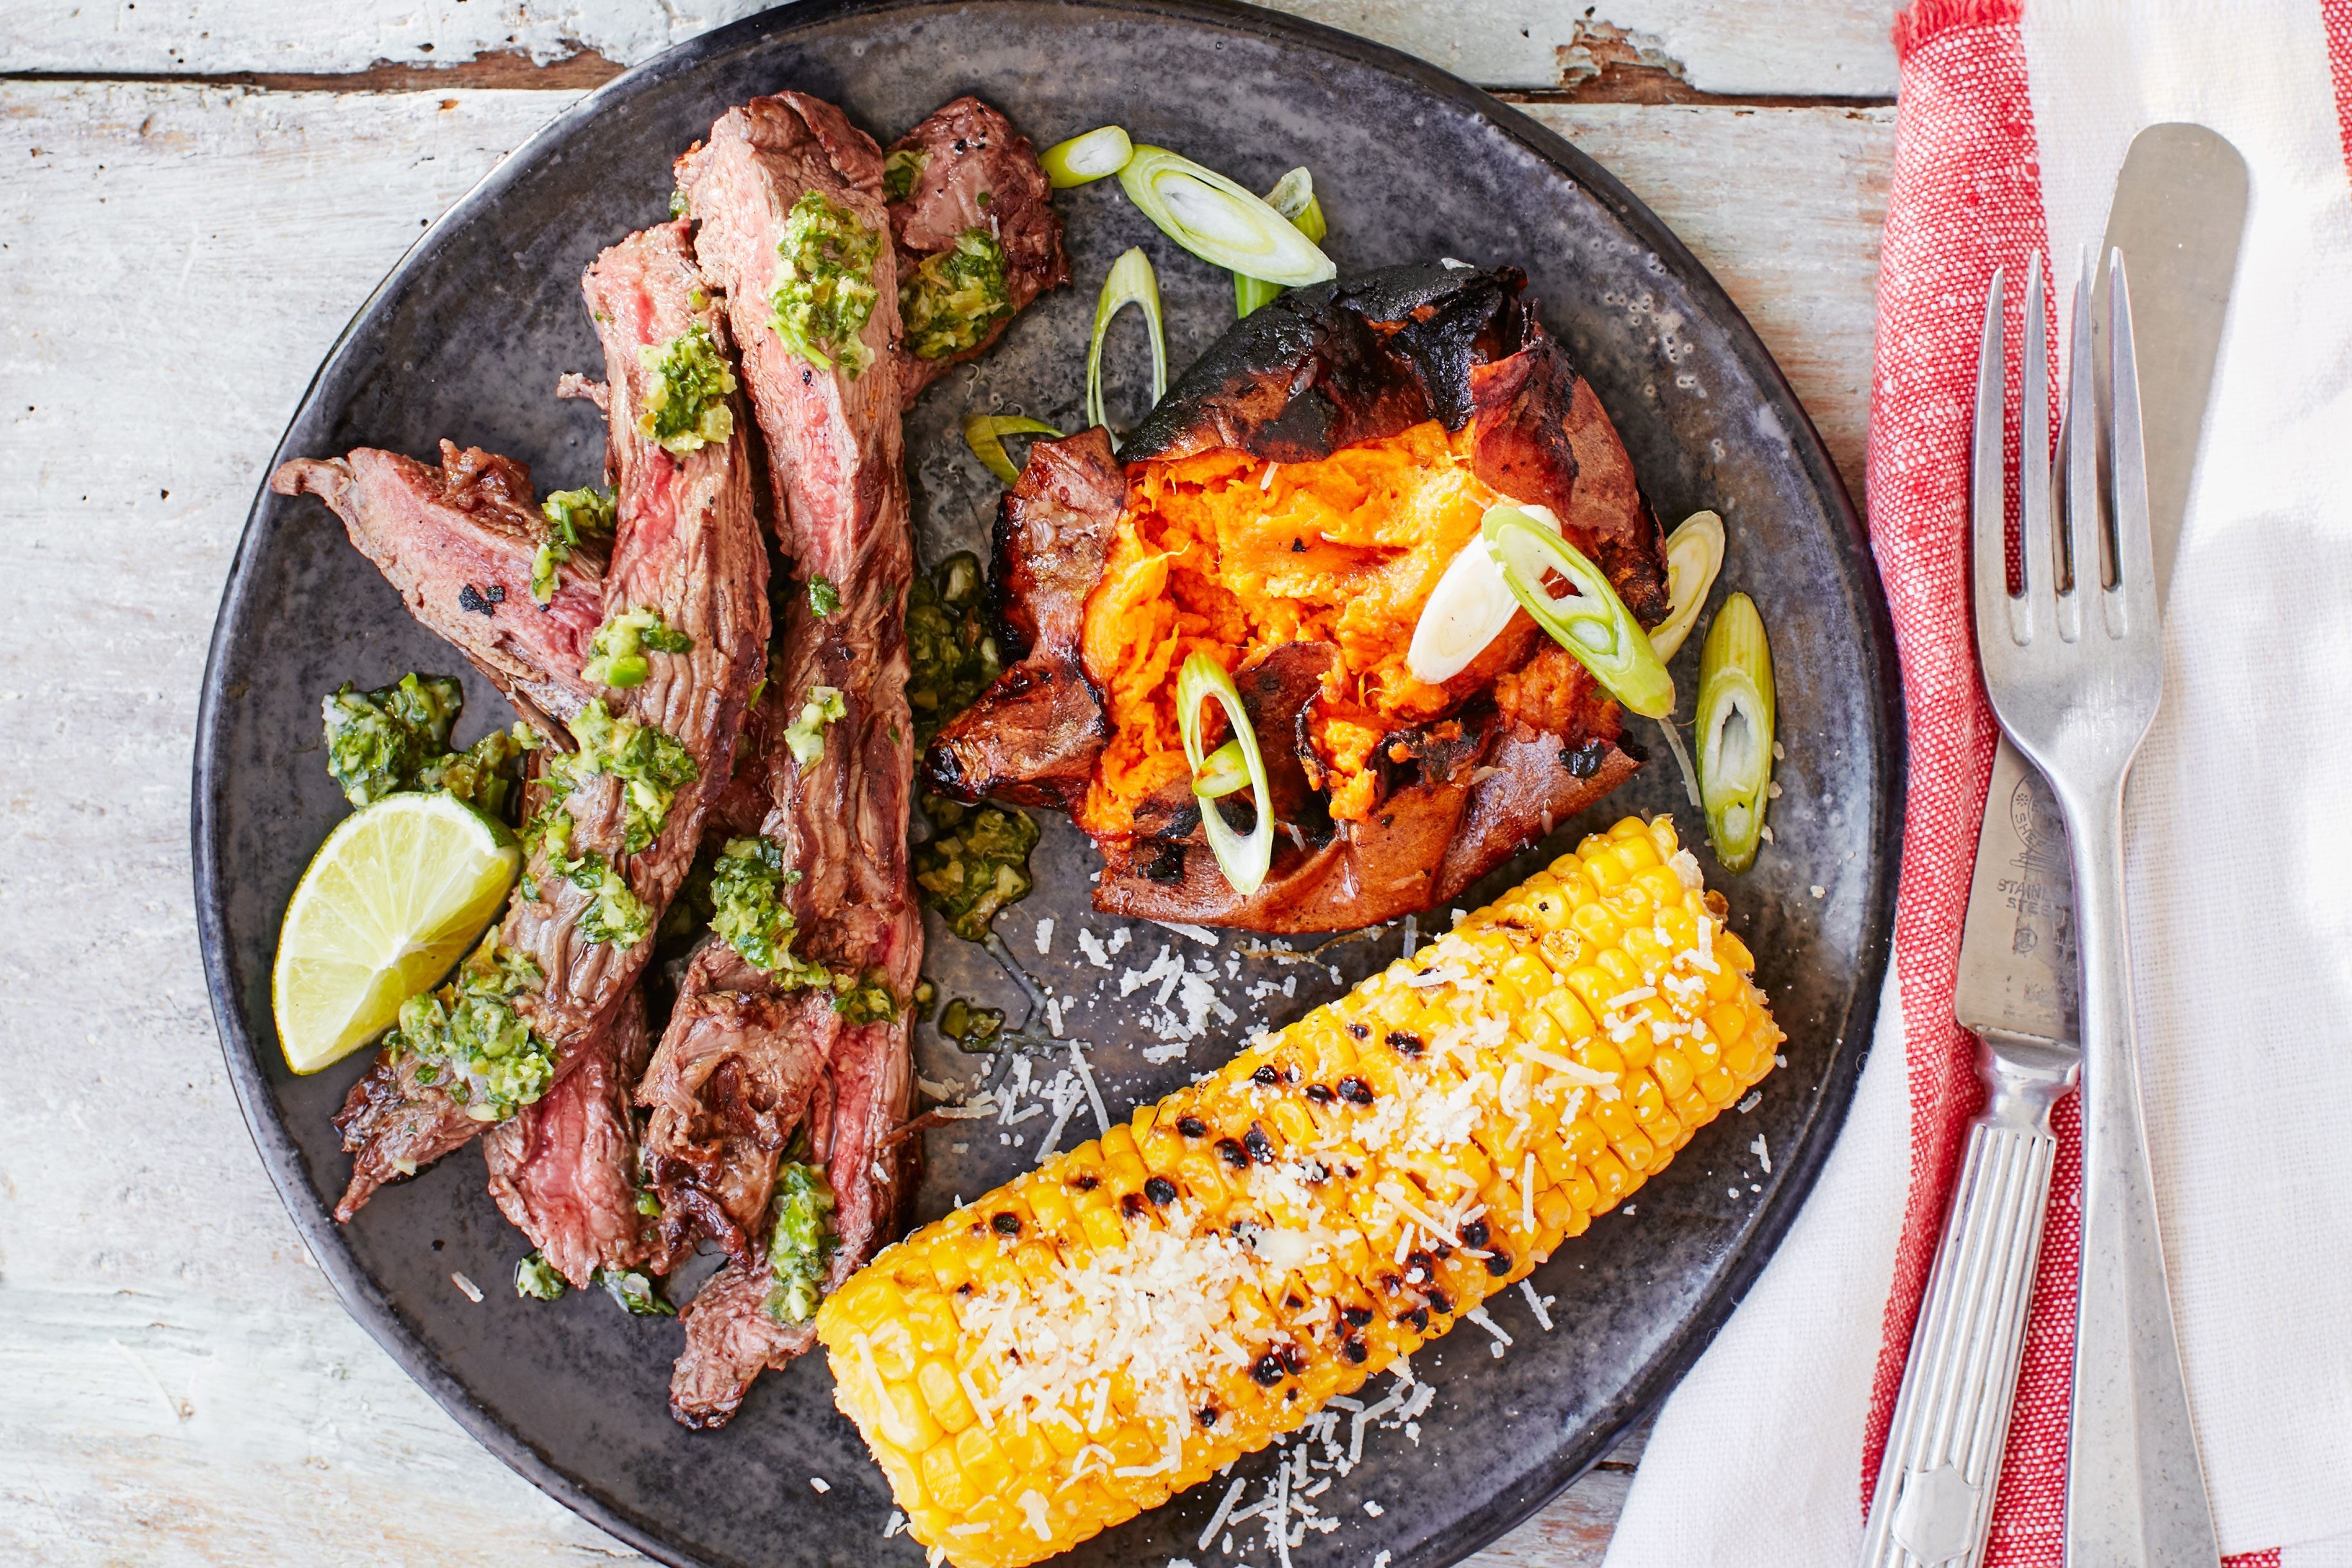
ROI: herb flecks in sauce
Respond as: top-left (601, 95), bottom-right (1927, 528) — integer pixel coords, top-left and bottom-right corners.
top-left (635, 323), bottom-right (738, 455)
top-left (905, 552), bottom-right (1002, 747)
top-left (708, 836), bottom-right (826, 984)
top-left (783, 685), bottom-right (847, 772)
top-left (532, 485), bottom-right (615, 605)
top-left (596, 1267), bottom-right (675, 1316)
top-left (938, 995), bottom-right (1006, 1051)
top-left (769, 191), bottom-right (884, 378)
top-left (383, 936), bottom-right (555, 1122)
top-left (322, 673), bottom-right (460, 808)
top-left (522, 808), bottom-right (654, 949)
top-left (322, 673), bottom-right (528, 817)
top-left (901, 228), bottom-right (1013, 362)
top-left (914, 792), bottom-right (1038, 943)
top-left (881, 146), bottom-right (927, 202)
top-left (765, 1156), bottom-right (837, 1324)
top-left (806, 575), bottom-right (842, 618)
top-left (580, 605), bottom-right (694, 690)
top-left (514, 1251), bottom-right (568, 1300)
top-left (544, 699), bottom-right (698, 853)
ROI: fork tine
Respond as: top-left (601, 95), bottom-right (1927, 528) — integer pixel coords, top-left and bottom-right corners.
top-left (2018, 255), bottom-right (2053, 628)
top-left (2061, 251), bottom-right (2100, 636)
top-left (1971, 267), bottom-right (2010, 647)
top-left (2107, 248), bottom-right (2157, 633)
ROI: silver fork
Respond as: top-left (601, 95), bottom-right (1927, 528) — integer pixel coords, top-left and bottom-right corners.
top-left (1973, 252), bottom-right (2220, 1567)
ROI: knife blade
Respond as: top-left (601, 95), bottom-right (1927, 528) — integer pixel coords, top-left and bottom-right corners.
top-left (1954, 123), bottom-right (2247, 1049)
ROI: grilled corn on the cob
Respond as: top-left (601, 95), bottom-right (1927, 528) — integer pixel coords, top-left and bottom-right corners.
top-left (817, 815), bottom-right (1781, 1567)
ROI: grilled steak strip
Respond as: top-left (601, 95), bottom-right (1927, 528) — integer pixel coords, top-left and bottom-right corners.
top-left (483, 987), bottom-right (657, 1287)
top-left (641, 92), bottom-right (924, 1426)
top-left (638, 939), bottom-right (833, 1260)
top-left (505, 218), bottom-right (768, 1040)
top-left (926, 428), bottom-right (1122, 812)
top-left (270, 440), bottom-right (605, 733)
top-left (668, 1258), bottom-right (817, 1430)
top-left (885, 96), bottom-right (1069, 401)
top-left (323, 222), bottom-right (767, 1221)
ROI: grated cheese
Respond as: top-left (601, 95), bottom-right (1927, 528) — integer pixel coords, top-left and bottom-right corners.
top-left (1519, 1278), bottom-right (1555, 1330)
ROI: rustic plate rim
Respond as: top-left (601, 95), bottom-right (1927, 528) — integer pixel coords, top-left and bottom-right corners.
top-left (191, 2), bottom-right (1903, 1563)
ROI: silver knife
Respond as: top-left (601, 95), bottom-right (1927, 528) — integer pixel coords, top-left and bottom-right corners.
top-left (1860, 123), bottom-right (2246, 1568)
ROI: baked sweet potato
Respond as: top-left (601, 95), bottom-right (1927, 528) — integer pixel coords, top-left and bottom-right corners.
top-left (926, 263), bottom-right (1666, 932)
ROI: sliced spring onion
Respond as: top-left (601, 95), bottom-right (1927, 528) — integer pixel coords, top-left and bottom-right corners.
top-left (961, 414), bottom-right (1063, 485)
top-left (1234, 167), bottom-right (1330, 317)
top-left (1405, 505), bottom-right (1562, 684)
top-left (1117, 147), bottom-right (1337, 288)
top-left (1084, 247), bottom-right (1168, 438)
top-left (1040, 125), bottom-right (1133, 188)
top-left (1652, 716), bottom-right (1702, 808)
top-left (1483, 503), bottom-right (1677, 719)
top-left (1695, 592), bottom-right (1775, 871)
top-left (1176, 653), bottom-right (1273, 896)
top-left (1193, 738), bottom-right (1250, 799)
top-left (1646, 510), bottom-right (1727, 663)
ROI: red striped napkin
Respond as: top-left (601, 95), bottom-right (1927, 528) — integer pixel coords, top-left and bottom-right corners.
top-left (1597, 2), bottom-right (2352, 1563)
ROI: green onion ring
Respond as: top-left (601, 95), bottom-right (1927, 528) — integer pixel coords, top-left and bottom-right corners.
top-left (1646, 510), bottom-right (1727, 663)
top-left (1695, 591), bottom-right (1775, 872)
top-left (1085, 247), bottom-right (1168, 440)
top-left (1192, 738), bottom-right (1250, 799)
top-left (1482, 503), bottom-right (1677, 719)
top-left (1176, 653), bottom-right (1273, 896)
top-left (1235, 167), bottom-right (1330, 317)
top-left (960, 414), bottom-right (1063, 485)
top-left (1117, 147), bottom-right (1336, 288)
top-left (1040, 126), bottom-right (1133, 188)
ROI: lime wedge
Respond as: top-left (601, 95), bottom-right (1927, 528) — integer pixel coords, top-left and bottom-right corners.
top-left (272, 792), bottom-right (520, 1074)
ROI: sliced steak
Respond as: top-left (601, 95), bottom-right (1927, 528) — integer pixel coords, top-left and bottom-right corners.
top-left (643, 91), bottom-right (927, 1421)
top-left (638, 939), bottom-right (833, 1263)
top-left (326, 222), bottom-right (767, 1220)
top-left (482, 988), bottom-right (656, 1288)
top-left (885, 96), bottom-right (1068, 401)
top-left (270, 440), bottom-right (605, 731)
top-left (331, 1049), bottom-right (485, 1222)
top-left (669, 1258), bottom-right (817, 1429)
top-left (925, 428), bottom-right (1122, 811)
top-left (676, 92), bottom-right (900, 567)
top-left (501, 219), bottom-right (770, 1046)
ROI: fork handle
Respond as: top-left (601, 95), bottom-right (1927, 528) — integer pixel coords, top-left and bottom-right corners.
top-left (1860, 1040), bottom-right (2073, 1568)
top-left (2065, 790), bottom-right (2219, 1568)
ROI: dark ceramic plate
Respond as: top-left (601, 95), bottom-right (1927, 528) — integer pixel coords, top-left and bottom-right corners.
top-left (193, 2), bottom-right (1900, 1564)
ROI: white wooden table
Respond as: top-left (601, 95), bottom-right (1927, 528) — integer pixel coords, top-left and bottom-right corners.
top-left (0, 3), bottom-right (1892, 1560)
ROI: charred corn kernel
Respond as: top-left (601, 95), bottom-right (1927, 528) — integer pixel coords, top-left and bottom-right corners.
top-left (816, 817), bottom-right (1782, 1568)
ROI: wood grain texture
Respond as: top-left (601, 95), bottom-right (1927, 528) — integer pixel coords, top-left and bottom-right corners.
top-left (0, 61), bottom-right (1885, 1568)
top-left (0, 0), bottom-right (1897, 96)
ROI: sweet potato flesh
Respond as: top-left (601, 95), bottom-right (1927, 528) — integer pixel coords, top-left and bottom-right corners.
top-left (1079, 420), bottom-right (1591, 835)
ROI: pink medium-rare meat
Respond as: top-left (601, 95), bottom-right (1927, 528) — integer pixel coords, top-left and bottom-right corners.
top-left (885, 96), bottom-right (1070, 401)
top-left (483, 988), bottom-right (658, 1288)
top-left (270, 440), bottom-right (605, 733)
top-left (319, 222), bottom-right (767, 1221)
top-left (645, 91), bottom-right (927, 1425)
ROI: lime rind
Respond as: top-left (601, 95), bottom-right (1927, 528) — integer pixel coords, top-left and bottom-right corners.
top-left (272, 792), bottom-right (520, 1074)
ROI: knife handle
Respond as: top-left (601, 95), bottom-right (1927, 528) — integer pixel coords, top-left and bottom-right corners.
top-left (1859, 1039), bottom-right (2075, 1568)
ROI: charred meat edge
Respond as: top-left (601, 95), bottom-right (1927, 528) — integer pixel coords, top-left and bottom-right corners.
top-left (324, 220), bottom-right (767, 1220)
top-left (270, 440), bottom-right (606, 735)
top-left (649, 92), bottom-right (922, 1425)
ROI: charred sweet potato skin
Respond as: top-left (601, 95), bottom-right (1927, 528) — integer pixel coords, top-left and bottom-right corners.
top-left (923, 264), bottom-right (1665, 930)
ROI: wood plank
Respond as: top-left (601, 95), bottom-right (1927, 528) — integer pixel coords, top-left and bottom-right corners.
top-left (0, 0), bottom-right (1897, 96)
top-left (1525, 103), bottom-right (1894, 507)
top-left (0, 79), bottom-right (1883, 1565)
